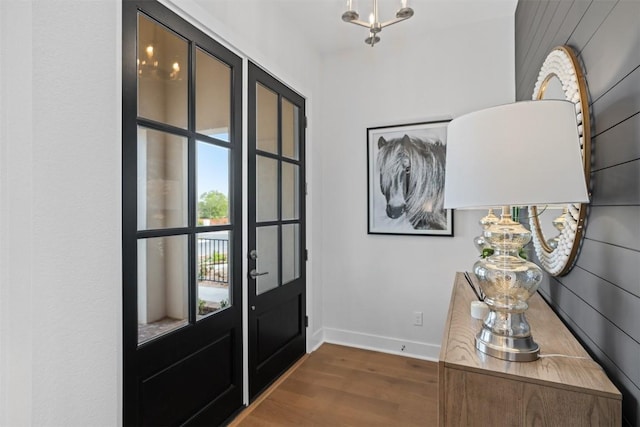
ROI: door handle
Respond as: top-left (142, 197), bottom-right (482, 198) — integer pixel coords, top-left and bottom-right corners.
top-left (249, 269), bottom-right (268, 279)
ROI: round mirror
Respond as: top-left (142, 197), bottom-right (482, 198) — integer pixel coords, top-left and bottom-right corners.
top-left (529, 46), bottom-right (590, 276)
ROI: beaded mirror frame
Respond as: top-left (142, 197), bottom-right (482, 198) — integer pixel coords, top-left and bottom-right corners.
top-left (529, 46), bottom-right (591, 276)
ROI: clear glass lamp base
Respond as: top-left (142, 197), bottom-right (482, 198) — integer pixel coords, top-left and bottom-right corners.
top-left (475, 311), bottom-right (540, 362)
top-left (472, 207), bottom-right (543, 362)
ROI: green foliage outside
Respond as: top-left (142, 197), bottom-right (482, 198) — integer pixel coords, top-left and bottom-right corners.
top-left (198, 190), bottom-right (228, 219)
top-left (197, 298), bottom-right (229, 315)
top-left (208, 252), bottom-right (227, 263)
top-left (198, 252), bottom-right (227, 279)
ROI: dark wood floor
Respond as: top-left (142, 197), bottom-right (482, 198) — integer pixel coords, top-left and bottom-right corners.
top-left (230, 343), bottom-right (438, 426)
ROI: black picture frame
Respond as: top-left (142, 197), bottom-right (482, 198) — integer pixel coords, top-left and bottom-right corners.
top-left (367, 120), bottom-right (454, 236)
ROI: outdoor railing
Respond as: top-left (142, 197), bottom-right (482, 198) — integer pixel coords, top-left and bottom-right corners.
top-left (197, 238), bottom-right (228, 284)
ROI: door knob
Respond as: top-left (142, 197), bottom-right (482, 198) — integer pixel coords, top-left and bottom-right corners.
top-left (249, 249), bottom-right (258, 260)
top-left (249, 269), bottom-right (268, 279)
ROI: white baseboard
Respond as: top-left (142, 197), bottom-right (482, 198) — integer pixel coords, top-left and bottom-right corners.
top-left (307, 328), bottom-right (324, 353)
top-left (319, 327), bottom-right (440, 362)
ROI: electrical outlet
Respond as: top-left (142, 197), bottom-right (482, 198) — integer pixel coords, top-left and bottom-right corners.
top-left (413, 311), bottom-right (423, 326)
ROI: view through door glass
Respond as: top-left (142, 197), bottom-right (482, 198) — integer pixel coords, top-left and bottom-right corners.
top-left (122, 2), bottom-right (242, 425)
top-left (248, 63), bottom-right (306, 399)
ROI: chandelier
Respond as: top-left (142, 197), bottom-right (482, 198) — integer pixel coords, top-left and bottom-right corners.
top-left (342, 0), bottom-right (414, 47)
top-left (137, 44), bottom-right (182, 81)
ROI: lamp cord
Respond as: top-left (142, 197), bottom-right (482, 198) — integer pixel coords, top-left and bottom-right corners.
top-left (538, 353), bottom-right (590, 360)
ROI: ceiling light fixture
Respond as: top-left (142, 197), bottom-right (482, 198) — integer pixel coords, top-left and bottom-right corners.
top-left (137, 43), bottom-right (182, 81)
top-left (342, 0), bottom-right (414, 47)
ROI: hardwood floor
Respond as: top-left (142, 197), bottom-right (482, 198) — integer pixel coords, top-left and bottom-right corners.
top-left (230, 343), bottom-right (438, 426)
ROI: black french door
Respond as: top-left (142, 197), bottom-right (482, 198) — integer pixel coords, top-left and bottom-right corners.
top-left (247, 62), bottom-right (307, 399)
top-left (122, 1), bottom-right (243, 424)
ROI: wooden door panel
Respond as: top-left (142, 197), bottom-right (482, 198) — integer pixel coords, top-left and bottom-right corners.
top-left (140, 333), bottom-right (234, 425)
top-left (252, 329), bottom-right (305, 398)
top-left (256, 295), bottom-right (302, 365)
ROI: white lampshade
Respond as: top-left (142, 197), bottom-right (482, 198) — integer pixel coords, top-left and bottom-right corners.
top-left (444, 100), bottom-right (589, 209)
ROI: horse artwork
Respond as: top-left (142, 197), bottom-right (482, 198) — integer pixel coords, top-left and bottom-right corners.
top-left (377, 134), bottom-right (447, 229)
top-left (367, 121), bottom-right (453, 236)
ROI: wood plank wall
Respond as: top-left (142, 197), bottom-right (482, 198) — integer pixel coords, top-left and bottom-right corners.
top-left (515, 1), bottom-right (640, 425)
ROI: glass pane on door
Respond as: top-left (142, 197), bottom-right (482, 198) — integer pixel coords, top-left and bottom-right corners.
top-left (137, 127), bottom-right (188, 231)
top-left (195, 48), bottom-right (231, 140)
top-left (256, 155), bottom-right (278, 222)
top-left (282, 162), bottom-right (299, 221)
top-left (137, 13), bottom-right (188, 129)
top-left (281, 98), bottom-right (299, 160)
top-left (197, 231), bottom-right (231, 319)
top-left (256, 226), bottom-right (279, 295)
top-left (256, 84), bottom-right (278, 154)
top-left (137, 235), bottom-right (189, 344)
top-left (196, 141), bottom-right (230, 226)
top-left (282, 224), bottom-right (300, 285)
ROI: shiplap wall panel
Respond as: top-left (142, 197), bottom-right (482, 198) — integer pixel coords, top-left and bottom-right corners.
top-left (550, 0), bottom-right (592, 48)
top-left (539, 286), bottom-right (640, 424)
top-left (578, 1), bottom-right (640, 102)
top-left (518, 0), bottom-right (572, 90)
top-left (576, 239), bottom-right (640, 297)
top-left (567, 0), bottom-right (617, 56)
top-left (559, 266), bottom-right (640, 343)
top-left (514, 0), bottom-right (538, 58)
top-left (518, 1), bottom-right (559, 75)
top-left (515, 1), bottom-right (640, 424)
top-left (586, 206), bottom-right (640, 251)
top-left (591, 65), bottom-right (640, 135)
top-left (593, 113), bottom-right (640, 171)
top-left (537, 280), bottom-right (640, 389)
top-left (516, 0), bottom-right (592, 100)
top-left (516, 0), bottom-right (544, 71)
top-left (591, 160), bottom-right (640, 206)
top-left (516, 1), bottom-right (564, 99)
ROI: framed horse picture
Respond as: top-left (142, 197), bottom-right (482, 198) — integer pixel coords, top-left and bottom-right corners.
top-left (367, 120), bottom-right (454, 236)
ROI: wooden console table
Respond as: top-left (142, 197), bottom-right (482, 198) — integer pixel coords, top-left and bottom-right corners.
top-left (438, 272), bottom-right (621, 426)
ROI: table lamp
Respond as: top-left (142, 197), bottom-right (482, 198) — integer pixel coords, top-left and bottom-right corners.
top-left (444, 100), bottom-right (589, 361)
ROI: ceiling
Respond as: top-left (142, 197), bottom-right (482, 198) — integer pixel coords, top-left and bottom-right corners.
top-left (272, 0), bottom-right (518, 54)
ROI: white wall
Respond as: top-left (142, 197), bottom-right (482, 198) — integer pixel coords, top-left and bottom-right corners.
top-left (0, 1), bottom-right (122, 425)
top-left (316, 16), bottom-right (515, 359)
